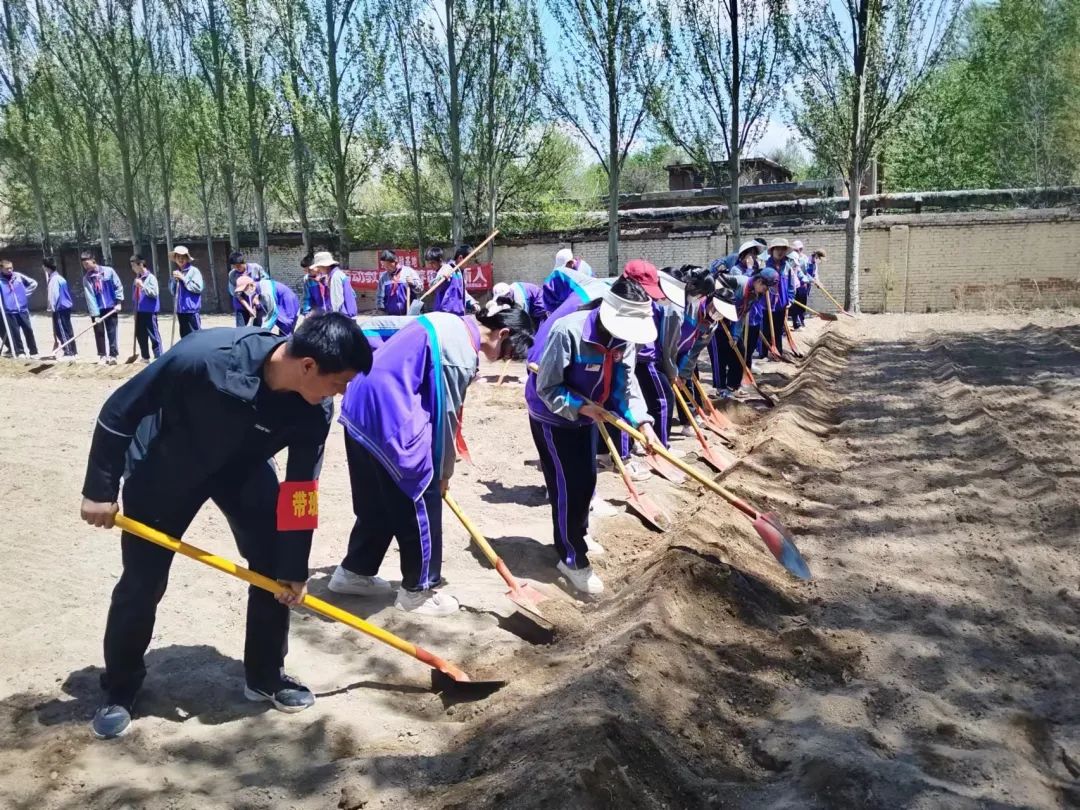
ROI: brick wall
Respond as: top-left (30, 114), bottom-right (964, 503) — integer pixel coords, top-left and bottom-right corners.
top-left (6, 208), bottom-right (1080, 313)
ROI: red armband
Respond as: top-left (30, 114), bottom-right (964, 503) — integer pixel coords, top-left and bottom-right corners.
top-left (277, 481), bottom-right (319, 531)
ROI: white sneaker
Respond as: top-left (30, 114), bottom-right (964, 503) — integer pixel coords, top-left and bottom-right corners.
top-left (589, 498), bottom-right (620, 518)
top-left (557, 561), bottom-right (604, 595)
top-left (328, 566), bottom-right (393, 596)
top-left (584, 534), bottom-right (606, 557)
top-left (679, 424), bottom-right (695, 438)
top-left (97, 356), bottom-right (109, 365)
top-left (394, 588), bottom-right (460, 617)
top-left (660, 444), bottom-right (686, 458)
top-left (107, 357), bottom-right (118, 365)
top-left (624, 460), bottom-right (652, 483)
top-left (28, 353), bottom-right (39, 360)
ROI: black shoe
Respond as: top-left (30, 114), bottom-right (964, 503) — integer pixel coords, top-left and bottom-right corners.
top-left (244, 673), bottom-right (315, 713)
top-left (91, 702), bottom-right (133, 739)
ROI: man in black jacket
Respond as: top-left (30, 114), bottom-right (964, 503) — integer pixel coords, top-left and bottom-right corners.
top-left (80, 312), bottom-right (372, 739)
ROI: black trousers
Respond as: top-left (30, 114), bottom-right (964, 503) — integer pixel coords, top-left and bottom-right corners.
top-left (713, 329), bottom-right (746, 390)
top-left (793, 287), bottom-right (809, 326)
top-left (52, 310), bottom-right (76, 355)
top-left (767, 308), bottom-right (787, 354)
top-left (341, 432), bottom-right (443, 592)
top-left (2, 310), bottom-right (38, 355)
top-left (102, 461), bottom-right (288, 704)
top-left (707, 331), bottom-right (724, 390)
top-left (92, 313), bottom-right (119, 357)
top-left (530, 417), bottom-right (596, 570)
top-left (636, 362), bottom-right (673, 446)
top-left (178, 313), bottom-right (201, 338)
top-left (135, 311), bottom-right (162, 359)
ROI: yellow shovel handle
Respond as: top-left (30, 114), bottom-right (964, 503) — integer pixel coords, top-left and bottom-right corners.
top-left (442, 493), bottom-right (499, 568)
top-left (114, 515), bottom-right (420, 660)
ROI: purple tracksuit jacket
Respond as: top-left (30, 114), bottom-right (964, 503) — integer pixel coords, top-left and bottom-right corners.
top-left (340, 313), bottom-right (480, 501)
top-left (540, 267), bottom-right (594, 315)
top-left (511, 282), bottom-right (547, 322)
top-left (432, 262), bottom-right (466, 316)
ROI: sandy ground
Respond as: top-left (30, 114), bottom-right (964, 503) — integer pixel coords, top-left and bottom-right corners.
top-left (0, 310), bottom-right (1077, 809)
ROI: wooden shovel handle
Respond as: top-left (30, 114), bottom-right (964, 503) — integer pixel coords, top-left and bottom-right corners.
top-left (419, 229), bottom-right (500, 302)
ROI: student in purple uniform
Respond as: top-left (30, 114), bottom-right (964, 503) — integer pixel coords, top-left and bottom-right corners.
top-left (130, 255), bottom-right (162, 362)
top-left (492, 281), bottom-right (547, 323)
top-left (708, 241), bottom-right (762, 388)
top-left (329, 308), bottom-right (535, 616)
top-left (711, 267), bottom-right (777, 393)
top-left (762, 238), bottom-right (794, 357)
top-left (81, 251), bottom-right (125, 364)
top-left (553, 247), bottom-right (594, 277)
top-left (311, 251), bottom-right (357, 318)
top-left (527, 276), bottom-right (660, 596)
top-left (0, 259), bottom-right (40, 358)
top-left (45, 258), bottom-right (77, 359)
top-left (375, 250), bottom-right (424, 315)
top-left (168, 246), bottom-right (204, 338)
top-left (431, 245), bottom-right (469, 316)
top-left (300, 255), bottom-right (330, 316)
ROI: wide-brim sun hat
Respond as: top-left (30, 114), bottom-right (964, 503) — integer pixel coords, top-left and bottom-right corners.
top-left (737, 240), bottom-right (764, 258)
top-left (708, 295), bottom-right (738, 322)
top-left (310, 251), bottom-right (337, 269)
top-left (554, 247), bottom-right (574, 268)
top-left (657, 272), bottom-right (686, 309)
top-left (767, 237), bottom-right (790, 253)
top-left (171, 245), bottom-right (191, 257)
top-left (492, 282), bottom-right (511, 298)
top-left (793, 239), bottom-right (805, 251)
top-left (599, 289), bottom-right (658, 345)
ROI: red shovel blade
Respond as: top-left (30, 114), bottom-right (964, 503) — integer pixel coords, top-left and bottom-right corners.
top-left (455, 425), bottom-right (473, 465)
top-left (625, 491), bottom-right (672, 532)
top-left (699, 441), bottom-right (737, 473)
top-left (643, 453), bottom-right (686, 484)
top-left (751, 511), bottom-right (812, 580)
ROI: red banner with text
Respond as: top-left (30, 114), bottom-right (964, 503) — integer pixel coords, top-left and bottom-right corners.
top-left (347, 261), bottom-right (493, 293)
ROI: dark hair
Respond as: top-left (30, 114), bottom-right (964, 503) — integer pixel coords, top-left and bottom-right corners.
top-left (579, 276), bottom-right (649, 312)
top-left (287, 312), bottom-right (372, 374)
top-left (42, 257), bottom-right (56, 271)
top-left (495, 294), bottom-right (519, 309)
top-left (475, 305), bottom-right (535, 360)
top-left (379, 249), bottom-right (396, 262)
top-left (130, 254), bottom-right (147, 266)
top-left (229, 251), bottom-right (245, 265)
top-left (425, 246), bottom-right (444, 263)
top-left (453, 245), bottom-right (471, 261)
top-left (80, 251), bottom-right (96, 262)
top-left (300, 254), bottom-right (313, 269)
top-left (674, 264), bottom-right (715, 298)
top-left (813, 250), bottom-right (826, 259)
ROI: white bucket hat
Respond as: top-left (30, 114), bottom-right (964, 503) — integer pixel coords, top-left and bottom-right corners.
top-left (737, 240), bottom-right (763, 258)
top-left (171, 245), bottom-right (191, 257)
top-left (708, 295), bottom-right (738, 323)
top-left (491, 282), bottom-right (511, 298)
top-left (599, 289), bottom-right (658, 345)
top-left (310, 251), bottom-right (338, 269)
top-left (767, 237), bottom-right (791, 253)
top-left (554, 247), bottom-right (574, 268)
top-left (792, 239), bottom-right (805, 251)
top-left (657, 272), bottom-right (686, 310)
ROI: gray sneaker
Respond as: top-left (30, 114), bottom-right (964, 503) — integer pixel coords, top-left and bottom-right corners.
top-left (91, 703), bottom-right (132, 739)
top-left (244, 673), bottom-right (315, 713)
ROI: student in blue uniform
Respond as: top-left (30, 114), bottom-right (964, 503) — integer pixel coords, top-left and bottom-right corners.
top-left (81, 251), bottom-right (125, 364)
top-left (311, 251), bottom-right (357, 318)
top-left (0, 259), bottom-right (40, 358)
top-left (375, 250), bottom-right (424, 315)
top-left (130, 255), bottom-right (162, 362)
top-left (78, 312), bottom-right (372, 739)
top-left (45, 258), bottom-right (77, 359)
top-left (227, 252), bottom-right (269, 327)
top-left (168, 246), bottom-right (204, 338)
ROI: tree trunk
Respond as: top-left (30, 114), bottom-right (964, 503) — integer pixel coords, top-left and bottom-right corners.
top-left (605, 0), bottom-right (619, 276)
top-left (727, 0), bottom-right (741, 245)
top-left (83, 109), bottom-right (112, 264)
top-left (447, 0), bottom-right (463, 244)
top-left (325, 0), bottom-right (350, 265)
top-left (288, 110), bottom-right (311, 256)
top-left (195, 145), bottom-right (223, 311)
top-left (254, 186), bottom-right (270, 270)
top-left (27, 161), bottom-right (52, 256)
top-left (207, 0), bottom-right (239, 251)
top-left (845, 163), bottom-right (862, 313)
top-left (486, 0), bottom-right (497, 260)
top-left (401, 43), bottom-right (425, 255)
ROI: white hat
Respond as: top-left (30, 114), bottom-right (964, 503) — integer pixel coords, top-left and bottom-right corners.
top-left (599, 289), bottom-right (658, 345)
top-left (310, 251), bottom-right (337, 269)
top-left (171, 245), bottom-right (191, 257)
top-left (792, 239), bottom-right (805, 251)
top-left (657, 272), bottom-right (686, 309)
top-left (554, 247), bottom-right (574, 268)
top-left (767, 237), bottom-right (790, 253)
top-left (492, 282), bottom-right (511, 298)
top-left (737, 240), bottom-right (763, 257)
top-left (708, 296), bottom-right (738, 323)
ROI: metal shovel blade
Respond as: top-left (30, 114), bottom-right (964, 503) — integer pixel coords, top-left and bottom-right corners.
top-left (430, 669), bottom-right (507, 701)
top-left (699, 441), bottom-right (738, 473)
top-left (643, 453), bottom-right (686, 484)
top-left (751, 511), bottom-right (812, 580)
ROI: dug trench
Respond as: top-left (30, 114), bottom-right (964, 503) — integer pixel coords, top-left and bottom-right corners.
top-left (329, 314), bottom-right (1080, 810)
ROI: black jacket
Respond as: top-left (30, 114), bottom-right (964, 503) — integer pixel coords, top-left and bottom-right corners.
top-left (82, 327), bottom-right (333, 581)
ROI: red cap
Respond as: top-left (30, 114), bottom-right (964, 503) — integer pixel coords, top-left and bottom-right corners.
top-left (622, 259), bottom-right (664, 301)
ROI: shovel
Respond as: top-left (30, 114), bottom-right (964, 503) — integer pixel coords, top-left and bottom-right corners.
top-left (672, 380), bottom-right (737, 473)
top-left (642, 452), bottom-right (686, 484)
top-left (29, 309), bottom-right (120, 373)
top-left (114, 515), bottom-right (505, 699)
top-left (443, 493), bottom-right (555, 639)
top-left (783, 307), bottom-right (805, 359)
top-left (596, 419), bottom-right (672, 532)
top-left (811, 278), bottom-right (857, 318)
top-left (764, 289), bottom-right (783, 360)
top-left (455, 410), bottom-right (473, 465)
top-left (690, 373), bottom-right (737, 443)
top-left (792, 299), bottom-right (838, 321)
top-left (409, 230), bottom-right (500, 315)
top-left (720, 322), bottom-right (776, 407)
top-left (125, 289), bottom-right (141, 363)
